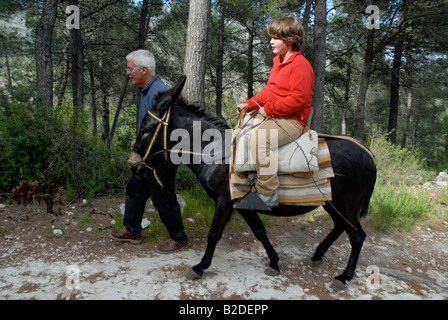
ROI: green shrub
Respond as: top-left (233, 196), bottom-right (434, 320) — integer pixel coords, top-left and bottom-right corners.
top-left (369, 134), bottom-right (434, 186)
top-left (370, 181), bottom-right (433, 232)
top-left (0, 97), bottom-right (130, 197)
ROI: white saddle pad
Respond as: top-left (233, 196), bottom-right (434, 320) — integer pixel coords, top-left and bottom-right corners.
top-left (233, 115), bottom-right (319, 173)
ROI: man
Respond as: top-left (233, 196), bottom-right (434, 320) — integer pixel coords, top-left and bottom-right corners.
top-left (110, 49), bottom-right (188, 253)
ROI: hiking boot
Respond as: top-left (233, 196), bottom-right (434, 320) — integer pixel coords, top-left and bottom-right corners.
top-left (156, 239), bottom-right (188, 254)
top-left (110, 228), bottom-right (142, 244)
top-left (258, 190), bottom-right (279, 208)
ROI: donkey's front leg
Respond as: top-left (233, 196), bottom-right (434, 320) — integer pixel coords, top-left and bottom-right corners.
top-left (186, 199), bottom-right (233, 280)
top-left (238, 209), bottom-right (280, 276)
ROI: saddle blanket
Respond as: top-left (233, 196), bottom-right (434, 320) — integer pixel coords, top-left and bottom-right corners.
top-left (230, 138), bottom-right (334, 206)
top-left (233, 115), bottom-right (320, 174)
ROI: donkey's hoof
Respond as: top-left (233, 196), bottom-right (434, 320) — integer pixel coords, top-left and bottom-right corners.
top-left (330, 278), bottom-right (346, 291)
top-left (264, 266), bottom-right (280, 277)
top-left (186, 268), bottom-right (202, 280)
top-left (312, 259), bottom-right (323, 271)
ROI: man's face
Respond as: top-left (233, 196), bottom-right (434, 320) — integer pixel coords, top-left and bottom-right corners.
top-left (126, 58), bottom-right (146, 88)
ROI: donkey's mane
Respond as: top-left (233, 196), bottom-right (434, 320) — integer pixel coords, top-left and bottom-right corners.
top-left (174, 96), bottom-right (230, 131)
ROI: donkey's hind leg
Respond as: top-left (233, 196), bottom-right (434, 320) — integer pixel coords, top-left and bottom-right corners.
top-left (333, 221), bottom-right (366, 287)
top-left (320, 203), bottom-right (366, 289)
top-left (238, 210), bottom-right (280, 276)
top-left (311, 221), bottom-right (345, 268)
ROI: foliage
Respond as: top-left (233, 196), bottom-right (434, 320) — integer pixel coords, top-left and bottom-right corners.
top-left (370, 181), bottom-right (433, 232)
top-left (368, 133), bottom-right (445, 231)
top-left (369, 134), bottom-right (434, 186)
top-left (0, 94), bottom-right (131, 197)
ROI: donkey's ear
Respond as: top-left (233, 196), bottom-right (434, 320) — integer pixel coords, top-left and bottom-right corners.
top-left (170, 74), bottom-right (186, 102)
top-left (153, 75), bottom-right (186, 113)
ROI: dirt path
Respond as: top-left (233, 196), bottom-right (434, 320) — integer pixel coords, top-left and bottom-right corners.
top-left (0, 198), bottom-right (447, 300)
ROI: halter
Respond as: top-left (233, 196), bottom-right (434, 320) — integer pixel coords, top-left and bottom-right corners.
top-left (143, 106), bottom-right (171, 162)
top-left (139, 106), bottom-right (172, 187)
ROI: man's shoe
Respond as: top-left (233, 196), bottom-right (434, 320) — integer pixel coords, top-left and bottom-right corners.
top-left (156, 239), bottom-right (188, 254)
top-left (258, 190), bottom-right (279, 208)
top-left (110, 228), bottom-right (142, 244)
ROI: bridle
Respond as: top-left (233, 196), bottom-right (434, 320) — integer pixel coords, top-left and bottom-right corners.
top-left (128, 106), bottom-right (172, 187)
top-left (143, 106), bottom-right (171, 163)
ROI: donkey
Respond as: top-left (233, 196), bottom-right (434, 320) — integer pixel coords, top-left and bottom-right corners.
top-left (129, 75), bottom-right (377, 288)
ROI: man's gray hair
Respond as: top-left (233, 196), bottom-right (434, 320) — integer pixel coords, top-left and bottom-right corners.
top-left (126, 49), bottom-right (156, 76)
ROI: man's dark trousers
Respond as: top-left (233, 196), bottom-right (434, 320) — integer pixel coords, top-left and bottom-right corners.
top-left (124, 162), bottom-right (187, 244)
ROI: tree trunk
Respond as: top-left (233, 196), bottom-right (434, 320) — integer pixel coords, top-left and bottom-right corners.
top-left (89, 65), bottom-right (97, 137)
top-left (100, 83), bottom-right (110, 146)
top-left (57, 44), bottom-right (70, 109)
top-left (301, 0), bottom-right (313, 60)
top-left (215, 2), bottom-right (225, 117)
top-left (247, 19), bottom-right (254, 100)
top-left (137, 0), bottom-right (149, 49)
top-left (135, 0), bottom-right (149, 135)
top-left (354, 28), bottom-right (375, 142)
top-left (69, 0), bottom-right (85, 123)
top-left (110, 76), bottom-right (130, 142)
top-left (342, 60), bottom-right (352, 135)
top-left (387, 0), bottom-right (407, 145)
top-left (0, 35), bottom-right (13, 90)
top-left (35, 0), bottom-right (58, 111)
top-left (387, 35), bottom-right (403, 144)
top-left (311, 0), bottom-right (326, 133)
top-left (400, 90), bottom-right (412, 148)
top-left (183, 0), bottom-right (211, 109)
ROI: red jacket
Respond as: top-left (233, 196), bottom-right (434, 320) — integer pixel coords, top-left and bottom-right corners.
top-left (244, 51), bottom-right (314, 126)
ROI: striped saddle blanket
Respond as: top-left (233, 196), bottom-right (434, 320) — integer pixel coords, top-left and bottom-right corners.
top-left (230, 137), bottom-right (334, 206)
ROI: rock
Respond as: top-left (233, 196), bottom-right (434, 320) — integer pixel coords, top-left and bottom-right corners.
top-left (146, 207), bottom-right (155, 214)
top-left (435, 181), bottom-right (448, 188)
top-left (53, 229), bottom-right (63, 237)
top-left (141, 218), bottom-right (151, 229)
top-left (422, 172), bottom-right (448, 189)
top-left (0, 204), bottom-right (6, 209)
top-left (177, 194), bottom-right (186, 214)
top-left (435, 172), bottom-right (448, 182)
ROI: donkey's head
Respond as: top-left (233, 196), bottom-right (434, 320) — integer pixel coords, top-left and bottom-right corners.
top-left (128, 75), bottom-right (186, 178)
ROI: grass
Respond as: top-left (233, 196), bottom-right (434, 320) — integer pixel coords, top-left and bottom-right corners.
top-left (110, 183), bottom-right (273, 243)
top-left (367, 134), bottom-right (447, 232)
top-left (370, 181), bottom-right (437, 232)
top-left (180, 184), bottom-right (261, 238)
